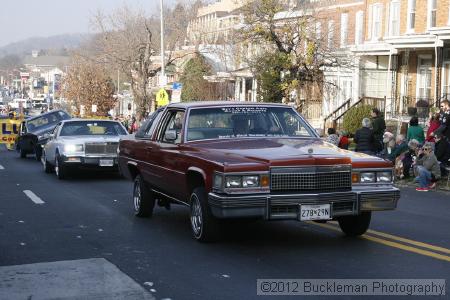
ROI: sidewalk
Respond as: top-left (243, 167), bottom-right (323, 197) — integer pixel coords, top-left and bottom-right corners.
top-left (395, 177), bottom-right (450, 192)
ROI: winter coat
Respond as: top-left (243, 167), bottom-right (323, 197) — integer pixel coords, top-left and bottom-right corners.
top-left (388, 141), bottom-right (409, 162)
top-left (354, 127), bottom-right (375, 152)
top-left (415, 153), bottom-right (441, 179)
top-left (407, 125), bottom-right (425, 144)
top-left (426, 120), bottom-right (440, 142)
top-left (326, 134), bottom-right (340, 146)
top-left (437, 110), bottom-right (450, 140)
top-left (435, 139), bottom-right (450, 166)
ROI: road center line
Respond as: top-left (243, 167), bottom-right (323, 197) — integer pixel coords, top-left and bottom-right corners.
top-left (23, 190), bottom-right (45, 205)
top-left (0, 164), bottom-right (4, 170)
top-left (309, 222), bottom-right (450, 263)
top-left (323, 221), bottom-right (450, 255)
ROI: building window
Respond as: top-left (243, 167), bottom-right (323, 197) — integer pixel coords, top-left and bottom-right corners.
top-left (428, 0), bottom-right (437, 28)
top-left (355, 11), bottom-right (364, 45)
top-left (407, 0), bottom-right (416, 32)
top-left (315, 22), bottom-right (322, 41)
top-left (371, 4), bottom-right (383, 40)
top-left (340, 13), bottom-right (348, 48)
top-left (389, 1), bottom-right (400, 36)
top-left (328, 20), bottom-right (334, 48)
top-left (417, 57), bottom-right (432, 100)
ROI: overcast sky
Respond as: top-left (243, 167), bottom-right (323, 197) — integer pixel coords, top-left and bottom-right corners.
top-left (0, 0), bottom-right (181, 47)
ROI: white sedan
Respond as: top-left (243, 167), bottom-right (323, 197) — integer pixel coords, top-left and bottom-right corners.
top-left (42, 119), bottom-right (129, 179)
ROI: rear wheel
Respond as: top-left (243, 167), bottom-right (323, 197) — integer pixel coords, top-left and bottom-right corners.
top-left (338, 212), bottom-right (371, 237)
top-left (55, 154), bottom-right (68, 180)
top-left (190, 187), bottom-right (220, 242)
top-left (133, 175), bottom-right (155, 217)
top-left (20, 148), bottom-right (27, 158)
top-left (35, 146), bottom-right (42, 161)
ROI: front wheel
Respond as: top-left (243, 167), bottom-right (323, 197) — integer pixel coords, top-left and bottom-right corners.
top-left (55, 154), bottom-right (68, 180)
top-left (133, 175), bottom-right (155, 217)
top-left (190, 187), bottom-right (220, 242)
top-left (42, 151), bottom-right (53, 173)
top-left (337, 212), bottom-right (371, 237)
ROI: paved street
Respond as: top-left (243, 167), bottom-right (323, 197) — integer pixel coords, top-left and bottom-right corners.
top-left (0, 145), bottom-right (449, 300)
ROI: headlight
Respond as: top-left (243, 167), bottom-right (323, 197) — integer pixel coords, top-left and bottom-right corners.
top-left (360, 172), bottom-right (376, 183)
top-left (225, 176), bottom-right (242, 188)
top-left (242, 175), bottom-right (259, 188)
top-left (224, 175), bottom-right (262, 188)
top-left (64, 144), bottom-right (84, 152)
top-left (377, 171), bottom-right (392, 183)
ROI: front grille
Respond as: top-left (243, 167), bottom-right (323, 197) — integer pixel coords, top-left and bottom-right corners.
top-left (270, 166), bottom-right (351, 192)
top-left (85, 142), bottom-right (118, 155)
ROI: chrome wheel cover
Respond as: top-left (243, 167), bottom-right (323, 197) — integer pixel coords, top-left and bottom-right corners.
top-left (190, 194), bottom-right (202, 237)
top-left (55, 157), bottom-right (59, 176)
top-left (133, 180), bottom-right (141, 213)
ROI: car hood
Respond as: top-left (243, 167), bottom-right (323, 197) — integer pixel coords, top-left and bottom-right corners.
top-left (186, 138), bottom-right (390, 169)
top-left (58, 135), bottom-right (122, 143)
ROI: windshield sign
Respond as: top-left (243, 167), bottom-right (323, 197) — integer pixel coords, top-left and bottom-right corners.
top-left (186, 106), bottom-right (315, 141)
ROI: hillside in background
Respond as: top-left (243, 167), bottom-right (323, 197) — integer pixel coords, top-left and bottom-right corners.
top-left (0, 34), bottom-right (92, 58)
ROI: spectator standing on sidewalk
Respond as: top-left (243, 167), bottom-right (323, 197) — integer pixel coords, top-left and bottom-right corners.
top-left (354, 118), bottom-right (375, 155)
top-left (434, 132), bottom-right (450, 176)
top-left (407, 116), bottom-right (425, 145)
top-left (371, 108), bottom-right (386, 153)
top-left (414, 142), bottom-right (441, 192)
top-left (435, 100), bottom-right (450, 140)
top-left (426, 113), bottom-right (441, 142)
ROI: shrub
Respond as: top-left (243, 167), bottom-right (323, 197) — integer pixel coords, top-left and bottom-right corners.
top-left (342, 105), bottom-right (374, 135)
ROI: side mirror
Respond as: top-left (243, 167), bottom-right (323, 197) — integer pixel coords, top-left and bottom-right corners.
top-left (164, 130), bottom-right (177, 142)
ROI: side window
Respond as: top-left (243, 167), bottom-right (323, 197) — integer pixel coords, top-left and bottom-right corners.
top-left (160, 110), bottom-right (185, 144)
top-left (144, 110), bottom-right (163, 137)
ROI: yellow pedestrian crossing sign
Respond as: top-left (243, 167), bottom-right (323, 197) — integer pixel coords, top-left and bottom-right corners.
top-left (156, 88), bottom-right (169, 107)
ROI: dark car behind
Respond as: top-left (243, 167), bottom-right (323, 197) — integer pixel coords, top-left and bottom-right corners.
top-left (16, 110), bottom-right (71, 160)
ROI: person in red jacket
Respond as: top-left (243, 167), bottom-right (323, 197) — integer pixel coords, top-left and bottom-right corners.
top-left (338, 130), bottom-right (349, 149)
top-left (426, 113), bottom-right (440, 142)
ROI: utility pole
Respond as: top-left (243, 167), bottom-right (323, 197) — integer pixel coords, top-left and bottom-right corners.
top-left (160, 0), bottom-right (165, 87)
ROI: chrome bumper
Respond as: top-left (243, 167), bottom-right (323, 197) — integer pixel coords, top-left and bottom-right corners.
top-left (208, 186), bottom-right (400, 220)
top-left (61, 155), bottom-right (118, 166)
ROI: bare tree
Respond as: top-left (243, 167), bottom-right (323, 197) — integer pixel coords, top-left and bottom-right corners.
top-left (239, 0), bottom-right (352, 104)
top-left (62, 55), bottom-right (116, 116)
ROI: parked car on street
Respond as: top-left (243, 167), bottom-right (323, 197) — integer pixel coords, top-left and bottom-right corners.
top-left (118, 102), bottom-right (400, 242)
top-left (42, 119), bottom-right (128, 179)
top-left (16, 110), bottom-right (71, 160)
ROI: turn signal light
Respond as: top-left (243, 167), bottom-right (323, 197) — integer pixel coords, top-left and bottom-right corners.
top-left (261, 175), bottom-right (270, 187)
top-left (352, 173), bottom-right (360, 183)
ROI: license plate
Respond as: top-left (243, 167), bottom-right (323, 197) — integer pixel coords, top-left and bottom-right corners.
top-left (99, 159), bottom-right (114, 167)
top-left (299, 204), bottom-right (331, 221)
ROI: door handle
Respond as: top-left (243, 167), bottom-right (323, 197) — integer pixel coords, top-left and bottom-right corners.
top-left (145, 146), bottom-right (153, 151)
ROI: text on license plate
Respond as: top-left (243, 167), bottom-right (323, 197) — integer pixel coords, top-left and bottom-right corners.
top-left (299, 204), bottom-right (331, 221)
top-left (99, 159), bottom-right (114, 167)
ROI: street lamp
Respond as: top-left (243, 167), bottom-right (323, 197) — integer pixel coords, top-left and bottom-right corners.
top-left (160, 0), bottom-right (166, 87)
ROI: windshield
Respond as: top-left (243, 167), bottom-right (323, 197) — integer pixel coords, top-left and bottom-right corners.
top-left (186, 106), bottom-right (316, 141)
top-left (27, 111), bottom-right (70, 131)
top-left (60, 121), bottom-right (127, 136)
